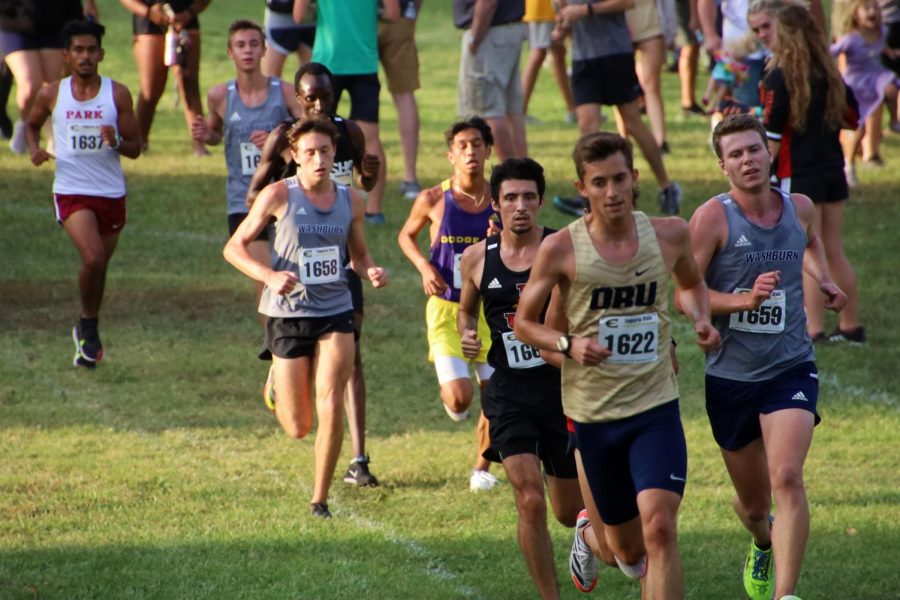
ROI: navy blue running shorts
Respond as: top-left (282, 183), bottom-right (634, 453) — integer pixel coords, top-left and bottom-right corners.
top-left (706, 361), bottom-right (821, 451)
top-left (573, 400), bottom-right (687, 526)
top-left (482, 370), bottom-right (576, 479)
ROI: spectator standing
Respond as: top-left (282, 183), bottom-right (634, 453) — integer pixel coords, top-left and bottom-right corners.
top-left (118, 0), bottom-right (211, 156)
top-left (378, 0), bottom-right (422, 200)
top-left (261, 0), bottom-right (316, 78)
top-left (521, 0), bottom-right (577, 124)
top-left (1, 0), bottom-right (97, 153)
top-left (454, 0), bottom-right (528, 161)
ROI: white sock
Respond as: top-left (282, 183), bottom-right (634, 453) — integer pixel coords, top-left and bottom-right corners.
top-left (443, 404), bottom-right (469, 422)
top-left (614, 554), bottom-right (647, 579)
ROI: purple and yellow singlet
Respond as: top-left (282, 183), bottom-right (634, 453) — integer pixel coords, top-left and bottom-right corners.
top-left (429, 179), bottom-right (495, 302)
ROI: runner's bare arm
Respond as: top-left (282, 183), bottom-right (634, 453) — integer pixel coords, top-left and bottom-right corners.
top-left (108, 82), bottom-right (141, 159)
top-left (282, 80), bottom-right (303, 119)
top-left (457, 242), bottom-right (486, 359)
top-left (348, 189), bottom-right (388, 288)
top-left (192, 84), bottom-right (225, 145)
top-left (794, 193), bottom-right (847, 311)
top-left (667, 219), bottom-right (720, 353)
top-left (346, 119), bottom-right (378, 192)
top-left (515, 231), bottom-right (609, 366)
top-left (224, 182), bottom-right (293, 292)
top-left (539, 286), bottom-right (567, 369)
top-left (687, 198), bottom-right (780, 315)
top-left (397, 187), bottom-right (448, 296)
top-left (25, 83), bottom-right (57, 165)
top-left (247, 123), bottom-right (291, 207)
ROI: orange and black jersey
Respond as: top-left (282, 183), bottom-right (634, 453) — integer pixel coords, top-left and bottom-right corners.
top-left (761, 67), bottom-right (858, 180)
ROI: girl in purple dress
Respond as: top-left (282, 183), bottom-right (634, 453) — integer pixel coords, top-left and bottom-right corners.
top-left (831, 0), bottom-right (900, 183)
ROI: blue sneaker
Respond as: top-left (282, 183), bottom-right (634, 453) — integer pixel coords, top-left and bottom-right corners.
top-left (364, 212), bottom-right (385, 225)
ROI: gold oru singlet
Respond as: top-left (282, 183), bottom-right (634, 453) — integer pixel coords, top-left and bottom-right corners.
top-left (562, 211), bottom-right (678, 423)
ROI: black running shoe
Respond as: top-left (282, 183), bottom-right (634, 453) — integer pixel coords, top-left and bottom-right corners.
top-left (72, 323), bottom-right (103, 368)
top-left (310, 502), bottom-right (332, 518)
top-left (343, 455), bottom-right (380, 487)
top-left (827, 326), bottom-right (866, 345)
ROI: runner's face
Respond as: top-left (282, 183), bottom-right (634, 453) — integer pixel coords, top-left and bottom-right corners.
top-left (493, 179), bottom-right (542, 235)
top-left (748, 12), bottom-right (776, 49)
top-left (291, 131), bottom-right (335, 185)
top-left (64, 34), bottom-right (103, 78)
top-left (447, 128), bottom-right (490, 176)
top-left (296, 74), bottom-right (334, 118)
top-left (856, 0), bottom-right (881, 29)
top-left (576, 153), bottom-right (637, 222)
top-left (227, 29), bottom-right (265, 72)
top-left (718, 129), bottom-right (771, 192)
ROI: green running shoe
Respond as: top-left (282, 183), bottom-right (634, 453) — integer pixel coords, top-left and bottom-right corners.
top-left (743, 541), bottom-right (774, 600)
top-left (263, 366), bottom-right (276, 413)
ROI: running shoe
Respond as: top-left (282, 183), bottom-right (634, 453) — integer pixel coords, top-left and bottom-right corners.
top-left (263, 365), bottom-right (276, 412)
top-left (9, 119), bottom-right (26, 154)
top-left (681, 103), bottom-right (707, 117)
top-left (553, 195), bottom-right (586, 217)
top-left (660, 141), bottom-right (671, 155)
top-left (343, 454), bottom-right (380, 487)
top-left (400, 180), bottom-right (421, 200)
top-left (779, 596), bottom-right (802, 600)
top-left (658, 182), bottom-right (682, 215)
top-left (569, 509), bottom-right (599, 593)
top-left (861, 155), bottom-right (884, 168)
top-left (364, 212), bottom-right (385, 225)
top-left (844, 166), bottom-right (858, 188)
top-left (827, 326), bottom-right (866, 345)
top-left (743, 541), bottom-right (774, 600)
top-left (72, 323), bottom-right (103, 369)
top-left (565, 111), bottom-right (578, 125)
top-left (469, 469), bottom-right (500, 491)
top-left (309, 502), bottom-right (332, 519)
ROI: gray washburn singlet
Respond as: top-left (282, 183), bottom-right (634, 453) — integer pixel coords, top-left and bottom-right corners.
top-left (704, 188), bottom-right (814, 381)
top-left (258, 177), bottom-right (353, 318)
top-left (225, 77), bottom-right (290, 215)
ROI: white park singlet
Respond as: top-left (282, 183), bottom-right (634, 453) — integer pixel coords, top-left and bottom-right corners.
top-left (52, 76), bottom-right (125, 198)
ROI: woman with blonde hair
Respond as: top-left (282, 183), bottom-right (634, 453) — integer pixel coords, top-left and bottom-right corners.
top-left (750, 0), bottom-right (865, 345)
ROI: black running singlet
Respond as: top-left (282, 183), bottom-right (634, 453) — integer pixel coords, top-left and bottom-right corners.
top-left (479, 229), bottom-right (557, 376)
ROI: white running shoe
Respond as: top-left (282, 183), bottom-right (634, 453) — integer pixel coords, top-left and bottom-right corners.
top-left (569, 509), bottom-right (599, 592)
top-left (469, 469), bottom-right (499, 491)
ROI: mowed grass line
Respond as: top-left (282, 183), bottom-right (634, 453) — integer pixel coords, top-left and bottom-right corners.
top-left (1, 0), bottom-right (899, 598)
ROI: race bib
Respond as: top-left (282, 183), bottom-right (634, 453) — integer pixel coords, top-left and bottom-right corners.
top-left (299, 246), bottom-right (341, 285)
top-left (729, 288), bottom-right (786, 334)
top-left (598, 313), bottom-right (659, 364)
top-left (66, 124), bottom-right (104, 155)
top-left (240, 142), bottom-right (261, 176)
top-left (453, 253), bottom-right (463, 290)
top-left (501, 331), bottom-right (545, 369)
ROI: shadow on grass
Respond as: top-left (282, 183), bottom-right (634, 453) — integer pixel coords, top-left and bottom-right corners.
top-left (2, 527), bottom-right (898, 600)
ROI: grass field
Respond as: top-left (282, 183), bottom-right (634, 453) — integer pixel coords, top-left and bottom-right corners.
top-left (2, 1), bottom-right (899, 598)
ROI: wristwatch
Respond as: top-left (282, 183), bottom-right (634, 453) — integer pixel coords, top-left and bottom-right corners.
top-left (556, 335), bottom-right (572, 357)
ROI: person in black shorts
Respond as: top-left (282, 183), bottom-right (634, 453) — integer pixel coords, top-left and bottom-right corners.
top-left (118, 0), bottom-right (210, 155)
top-left (248, 62), bottom-right (383, 488)
top-left (261, 0), bottom-right (316, 78)
top-left (754, 2), bottom-right (864, 343)
top-left (458, 157), bottom-right (596, 598)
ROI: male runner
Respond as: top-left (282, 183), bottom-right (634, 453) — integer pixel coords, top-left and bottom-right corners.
top-left (514, 132), bottom-right (719, 598)
top-left (191, 19), bottom-right (300, 310)
top-left (224, 118), bottom-right (388, 519)
top-left (247, 61), bottom-right (382, 488)
top-left (457, 157), bottom-right (583, 598)
top-left (25, 19), bottom-right (141, 368)
top-left (397, 117), bottom-right (498, 491)
top-left (688, 114), bottom-right (846, 600)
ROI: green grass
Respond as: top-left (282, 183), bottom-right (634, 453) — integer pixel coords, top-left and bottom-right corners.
top-left (2, 1), bottom-right (899, 598)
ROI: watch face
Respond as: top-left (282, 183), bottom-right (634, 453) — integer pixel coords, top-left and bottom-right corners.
top-left (557, 336), bottom-right (569, 352)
